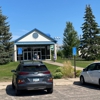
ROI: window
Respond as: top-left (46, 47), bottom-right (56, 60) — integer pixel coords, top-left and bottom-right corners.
top-left (95, 63), bottom-right (100, 70)
top-left (87, 63), bottom-right (96, 71)
top-left (22, 65), bottom-right (48, 72)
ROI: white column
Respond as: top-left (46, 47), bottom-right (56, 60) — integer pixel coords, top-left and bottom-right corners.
top-left (50, 45), bottom-right (51, 60)
top-left (54, 43), bottom-right (57, 60)
top-left (14, 44), bottom-right (17, 62)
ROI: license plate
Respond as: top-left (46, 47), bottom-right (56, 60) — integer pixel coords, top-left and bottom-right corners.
top-left (33, 78), bottom-right (39, 82)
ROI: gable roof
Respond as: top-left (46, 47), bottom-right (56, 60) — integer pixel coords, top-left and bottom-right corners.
top-left (14, 28), bottom-right (57, 43)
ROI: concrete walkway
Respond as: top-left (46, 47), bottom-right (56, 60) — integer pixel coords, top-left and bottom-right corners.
top-left (43, 60), bottom-right (83, 70)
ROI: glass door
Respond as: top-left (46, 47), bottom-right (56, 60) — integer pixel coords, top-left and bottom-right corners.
top-left (23, 51), bottom-right (32, 60)
top-left (28, 52), bottom-right (32, 60)
top-left (23, 52), bottom-right (27, 60)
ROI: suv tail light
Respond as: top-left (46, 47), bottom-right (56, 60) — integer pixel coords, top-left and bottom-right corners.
top-left (48, 78), bottom-right (53, 82)
top-left (19, 72), bottom-right (29, 75)
top-left (43, 71), bottom-right (50, 74)
top-left (18, 79), bottom-right (25, 84)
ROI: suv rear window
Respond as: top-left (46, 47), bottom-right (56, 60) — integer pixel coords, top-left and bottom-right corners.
top-left (21, 65), bottom-right (48, 72)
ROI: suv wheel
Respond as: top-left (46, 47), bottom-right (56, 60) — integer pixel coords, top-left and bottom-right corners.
top-left (12, 81), bottom-right (15, 89)
top-left (80, 76), bottom-right (85, 85)
top-left (47, 88), bottom-right (53, 94)
top-left (15, 88), bottom-right (20, 96)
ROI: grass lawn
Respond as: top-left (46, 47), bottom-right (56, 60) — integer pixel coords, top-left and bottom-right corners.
top-left (0, 58), bottom-right (98, 82)
top-left (0, 62), bottom-right (59, 82)
top-left (0, 62), bottom-right (19, 82)
top-left (56, 56), bottom-right (96, 68)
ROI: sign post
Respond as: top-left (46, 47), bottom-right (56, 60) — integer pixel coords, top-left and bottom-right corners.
top-left (73, 47), bottom-right (77, 78)
top-left (18, 48), bottom-right (22, 62)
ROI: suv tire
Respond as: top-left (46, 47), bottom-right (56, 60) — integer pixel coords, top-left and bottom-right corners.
top-left (15, 88), bottom-right (20, 96)
top-left (12, 81), bottom-right (15, 89)
top-left (47, 88), bottom-right (53, 94)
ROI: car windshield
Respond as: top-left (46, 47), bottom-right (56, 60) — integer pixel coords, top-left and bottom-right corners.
top-left (21, 65), bottom-right (48, 72)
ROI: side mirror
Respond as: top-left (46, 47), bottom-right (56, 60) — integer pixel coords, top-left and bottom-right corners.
top-left (11, 70), bottom-right (16, 72)
top-left (83, 68), bottom-right (87, 72)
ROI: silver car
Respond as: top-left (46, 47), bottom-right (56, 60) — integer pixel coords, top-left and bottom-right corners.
top-left (80, 62), bottom-right (100, 85)
top-left (11, 60), bottom-right (53, 96)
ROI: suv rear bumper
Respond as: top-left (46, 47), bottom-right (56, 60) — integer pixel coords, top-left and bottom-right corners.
top-left (16, 82), bottom-right (53, 90)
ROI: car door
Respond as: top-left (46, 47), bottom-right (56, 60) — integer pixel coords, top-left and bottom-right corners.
top-left (83, 63), bottom-right (96, 83)
top-left (91, 63), bottom-right (100, 85)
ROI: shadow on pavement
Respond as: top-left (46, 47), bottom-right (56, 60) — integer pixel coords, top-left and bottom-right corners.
top-left (73, 81), bottom-right (100, 90)
top-left (6, 84), bottom-right (48, 96)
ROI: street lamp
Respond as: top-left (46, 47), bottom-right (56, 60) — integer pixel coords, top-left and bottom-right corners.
top-left (54, 37), bottom-right (60, 51)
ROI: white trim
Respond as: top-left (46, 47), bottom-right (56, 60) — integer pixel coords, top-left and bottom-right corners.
top-left (14, 44), bottom-right (17, 61)
top-left (54, 44), bottom-right (57, 60)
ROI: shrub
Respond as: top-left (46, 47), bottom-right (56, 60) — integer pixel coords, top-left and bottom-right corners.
top-left (62, 61), bottom-right (74, 78)
top-left (53, 72), bottom-right (63, 79)
top-left (55, 67), bottom-right (63, 73)
top-left (53, 60), bottom-right (75, 78)
top-left (76, 70), bottom-right (81, 77)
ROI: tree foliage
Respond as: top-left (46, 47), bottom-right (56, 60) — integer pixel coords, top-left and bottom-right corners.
top-left (80, 5), bottom-right (100, 60)
top-left (0, 8), bottom-right (13, 64)
top-left (63, 22), bottom-right (80, 58)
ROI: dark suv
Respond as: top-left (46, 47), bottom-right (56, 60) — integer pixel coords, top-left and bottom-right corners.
top-left (11, 60), bottom-right (53, 95)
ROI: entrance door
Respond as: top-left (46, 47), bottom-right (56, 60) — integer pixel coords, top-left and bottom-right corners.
top-left (23, 51), bottom-right (32, 60)
top-left (28, 52), bottom-right (32, 60)
top-left (23, 52), bottom-right (27, 60)
top-left (33, 51), bottom-right (41, 59)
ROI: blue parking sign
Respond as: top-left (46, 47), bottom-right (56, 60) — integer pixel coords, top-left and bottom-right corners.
top-left (73, 47), bottom-right (77, 56)
top-left (18, 48), bottom-right (22, 55)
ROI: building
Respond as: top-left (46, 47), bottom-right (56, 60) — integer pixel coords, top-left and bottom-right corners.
top-left (13, 28), bottom-right (57, 61)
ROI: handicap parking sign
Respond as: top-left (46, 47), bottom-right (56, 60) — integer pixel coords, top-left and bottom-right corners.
top-left (18, 48), bottom-right (22, 55)
top-left (73, 47), bottom-right (77, 56)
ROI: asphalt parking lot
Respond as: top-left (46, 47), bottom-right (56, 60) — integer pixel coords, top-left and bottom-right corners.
top-left (0, 81), bottom-right (100, 100)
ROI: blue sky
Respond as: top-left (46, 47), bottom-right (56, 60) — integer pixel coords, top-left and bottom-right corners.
top-left (0, 0), bottom-right (100, 45)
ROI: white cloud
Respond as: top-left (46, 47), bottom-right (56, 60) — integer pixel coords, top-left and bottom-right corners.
top-left (11, 35), bottom-right (20, 41)
top-left (21, 29), bottom-right (29, 33)
top-left (11, 29), bottom-right (29, 41)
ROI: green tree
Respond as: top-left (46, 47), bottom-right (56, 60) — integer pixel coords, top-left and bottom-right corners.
top-left (63, 22), bottom-right (79, 58)
top-left (57, 50), bottom-right (63, 58)
top-left (80, 5), bottom-right (100, 60)
top-left (0, 8), bottom-right (13, 64)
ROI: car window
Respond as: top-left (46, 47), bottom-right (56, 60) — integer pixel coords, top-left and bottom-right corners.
top-left (16, 64), bottom-right (21, 71)
top-left (95, 63), bottom-right (100, 70)
top-left (87, 63), bottom-right (96, 71)
top-left (21, 65), bottom-right (48, 72)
